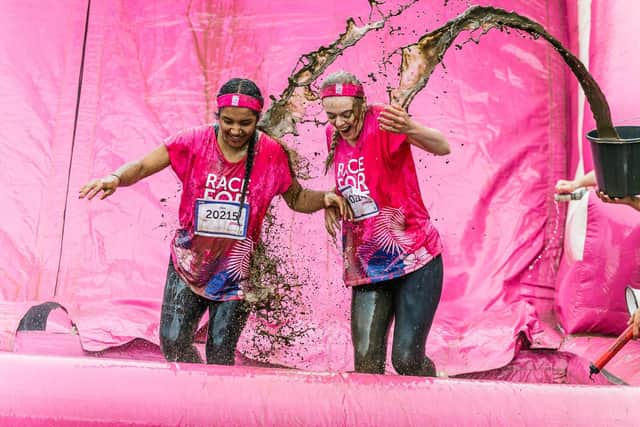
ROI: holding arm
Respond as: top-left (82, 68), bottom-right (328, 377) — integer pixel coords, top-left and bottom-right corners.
top-left (555, 170), bottom-right (596, 194)
top-left (281, 178), bottom-right (351, 218)
top-left (555, 170), bottom-right (640, 211)
top-left (377, 104), bottom-right (450, 155)
top-left (78, 144), bottom-right (171, 200)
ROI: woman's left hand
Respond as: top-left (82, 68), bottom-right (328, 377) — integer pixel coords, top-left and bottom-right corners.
top-left (324, 206), bottom-right (341, 244)
top-left (377, 104), bottom-right (414, 134)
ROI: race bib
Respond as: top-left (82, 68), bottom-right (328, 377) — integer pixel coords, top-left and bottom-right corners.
top-left (340, 185), bottom-right (379, 221)
top-left (194, 199), bottom-right (249, 240)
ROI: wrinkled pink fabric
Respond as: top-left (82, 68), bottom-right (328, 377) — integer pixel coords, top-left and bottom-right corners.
top-left (555, 191), bottom-right (640, 334)
top-left (457, 349), bottom-right (611, 385)
top-left (580, 0), bottom-right (640, 172)
top-left (0, 0), bottom-right (87, 301)
top-left (555, 0), bottom-right (640, 339)
top-left (561, 335), bottom-right (640, 386)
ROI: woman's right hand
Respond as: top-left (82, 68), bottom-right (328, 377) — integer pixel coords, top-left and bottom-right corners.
top-left (79, 175), bottom-right (120, 200)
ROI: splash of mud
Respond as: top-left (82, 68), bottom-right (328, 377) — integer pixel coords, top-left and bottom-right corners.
top-left (237, 1), bottom-right (419, 363)
top-left (259, 0), bottom-right (418, 139)
top-left (389, 5), bottom-right (618, 139)
top-left (241, 210), bottom-right (315, 362)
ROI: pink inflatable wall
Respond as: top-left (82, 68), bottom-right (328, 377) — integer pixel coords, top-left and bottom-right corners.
top-left (555, 0), bottom-right (640, 339)
top-left (2, 0), bottom-right (634, 379)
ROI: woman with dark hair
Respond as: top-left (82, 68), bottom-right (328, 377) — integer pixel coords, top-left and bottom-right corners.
top-left (320, 71), bottom-right (450, 376)
top-left (79, 78), bottom-right (347, 365)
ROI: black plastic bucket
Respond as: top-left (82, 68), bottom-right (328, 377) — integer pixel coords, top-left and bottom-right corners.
top-left (587, 126), bottom-right (640, 198)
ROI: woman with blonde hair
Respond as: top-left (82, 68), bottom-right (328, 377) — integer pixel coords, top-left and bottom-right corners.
top-left (320, 71), bottom-right (450, 376)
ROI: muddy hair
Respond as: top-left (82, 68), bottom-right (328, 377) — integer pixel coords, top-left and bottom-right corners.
top-left (320, 71), bottom-right (367, 175)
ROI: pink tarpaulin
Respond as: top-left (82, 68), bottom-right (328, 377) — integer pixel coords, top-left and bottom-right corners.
top-left (555, 190), bottom-right (640, 335)
top-left (554, 0), bottom-right (640, 351)
top-left (0, 0), bottom-right (88, 301)
top-left (580, 0), bottom-right (640, 172)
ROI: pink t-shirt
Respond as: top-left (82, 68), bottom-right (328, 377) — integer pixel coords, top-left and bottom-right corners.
top-left (165, 125), bottom-right (292, 301)
top-left (326, 104), bottom-right (443, 286)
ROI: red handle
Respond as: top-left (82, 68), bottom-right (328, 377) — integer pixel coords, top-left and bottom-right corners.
top-left (590, 324), bottom-right (634, 375)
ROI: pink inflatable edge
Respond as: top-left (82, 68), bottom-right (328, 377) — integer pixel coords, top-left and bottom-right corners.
top-left (1, 352), bottom-right (639, 427)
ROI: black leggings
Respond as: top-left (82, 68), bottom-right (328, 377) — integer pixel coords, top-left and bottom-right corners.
top-left (351, 255), bottom-right (443, 376)
top-left (159, 261), bottom-right (249, 365)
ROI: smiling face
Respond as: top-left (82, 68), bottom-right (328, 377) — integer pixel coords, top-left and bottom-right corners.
top-left (322, 96), bottom-right (365, 144)
top-left (218, 106), bottom-right (258, 151)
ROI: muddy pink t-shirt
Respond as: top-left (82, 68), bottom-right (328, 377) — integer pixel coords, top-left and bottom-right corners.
top-left (326, 104), bottom-right (443, 286)
top-left (165, 125), bottom-right (292, 301)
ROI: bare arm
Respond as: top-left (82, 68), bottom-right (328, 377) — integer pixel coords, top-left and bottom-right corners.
top-left (78, 144), bottom-right (170, 200)
top-left (555, 170), bottom-right (596, 194)
top-left (377, 104), bottom-right (450, 155)
top-left (281, 178), bottom-right (350, 218)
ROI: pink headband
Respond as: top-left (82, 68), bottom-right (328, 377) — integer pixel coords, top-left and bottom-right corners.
top-left (320, 83), bottom-right (365, 99)
top-left (217, 93), bottom-right (263, 112)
